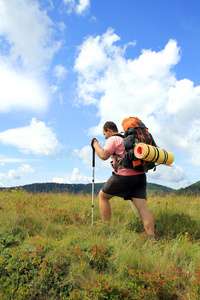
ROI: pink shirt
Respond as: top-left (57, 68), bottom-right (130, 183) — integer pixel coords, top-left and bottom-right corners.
top-left (104, 135), bottom-right (144, 176)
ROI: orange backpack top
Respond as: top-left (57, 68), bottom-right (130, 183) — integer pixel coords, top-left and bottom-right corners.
top-left (122, 117), bottom-right (143, 132)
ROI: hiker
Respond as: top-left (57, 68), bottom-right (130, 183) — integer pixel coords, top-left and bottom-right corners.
top-left (91, 121), bottom-right (155, 239)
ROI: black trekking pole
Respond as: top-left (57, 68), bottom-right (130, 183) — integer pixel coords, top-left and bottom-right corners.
top-left (91, 138), bottom-right (96, 228)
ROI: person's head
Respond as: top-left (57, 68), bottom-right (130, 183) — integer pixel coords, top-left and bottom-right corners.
top-left (103, 121), bottom-right (118, 139)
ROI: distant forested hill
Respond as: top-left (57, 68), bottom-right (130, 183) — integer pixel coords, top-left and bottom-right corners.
top-left (20, 182), bottom-right (104, 195)
top-left (146, 183), bottom-right (174, 195)
top-left (1, 181), bottom-right (175, 196)
top-left (2, 180), bottom-right (200, 196)
top-left (175, 181), bottom-right (200, 195)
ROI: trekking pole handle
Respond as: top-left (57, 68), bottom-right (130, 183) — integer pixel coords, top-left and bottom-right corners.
top-left (92, 147), bottom-right (95, 167)
top-left (91, 138), bottom-right (97, 149)
top-left (91, 138), bottom-right (97, 167)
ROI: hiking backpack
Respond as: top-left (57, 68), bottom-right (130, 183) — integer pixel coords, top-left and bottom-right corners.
top-left (117, 117), bottom-right (157, 173)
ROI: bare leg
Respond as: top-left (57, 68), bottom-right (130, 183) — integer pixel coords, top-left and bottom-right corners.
top-left (98, 190), bottom-right (113, 222)
top-left (132, 197), bottom-right (154, 236)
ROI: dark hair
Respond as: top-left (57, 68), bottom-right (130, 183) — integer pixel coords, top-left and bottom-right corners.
top-left (103, 121), bottom-right (118, 132)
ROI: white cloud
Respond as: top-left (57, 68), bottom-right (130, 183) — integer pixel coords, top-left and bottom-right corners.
top-left (63, 0), bottom-right (90, 15)
top-left (0, 154), bottom-right (39, 163)
top-left (52, 167), bottom-right (91, 184)
top-left (0, 164), bottom-right (34, 186)
top-left (50, 85), bottom-right (59, 93)
top-left (74, 145), bottom-right (111, 169)
top-left (8, 164), bottom-right (34, 179)
top-left (69, 167), bottom-right (90, 183)
top-left (147, 164), bottom-right (188, 189)
top-left (74, 28), bottom-right (200, 167)
top-left (52, 177), bottom-right (68, 184)
top-left (0, 60), bottom-right (49, 112)
top-left (0, 0), bottom-right (61, 69)
top-left (63, 0), bottom-right (75, 14)
top-left (57, 22), bottom-right (66, 32)
top-left (75, 0), bottom-right (90, 15)
top-left (0, 118), bottom-right (61, 155)
top-left (0, 0), bottom-right (63, 113)
top-left (53, 64), bottom-right (67, 81)
top-left (74, 145), bottom-right (91, 164)
top-left (167, 79), bottom-right (200, 116)
top-left (74, 29), bottom-right (179, 120)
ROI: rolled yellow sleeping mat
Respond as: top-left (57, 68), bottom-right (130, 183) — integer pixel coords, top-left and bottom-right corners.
top-left (134, 143), bottom-right (174, 166)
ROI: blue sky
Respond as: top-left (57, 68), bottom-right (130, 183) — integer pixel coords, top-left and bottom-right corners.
top-left (0, 0), bottom-right (200, 189)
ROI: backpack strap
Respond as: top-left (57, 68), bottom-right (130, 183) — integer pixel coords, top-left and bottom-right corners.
top-left (137, 127), bottom-right (145, 142)
top-left (112, 153), bottom-right (123, 172)
top-left (137, 126), bottom-right (152, 144)
top-left (109, 133), bottom-right (124, 172)
top-left (111, 133), bottom-right (124, 138)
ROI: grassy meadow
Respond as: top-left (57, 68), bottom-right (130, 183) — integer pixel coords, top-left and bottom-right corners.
top-left (0, 189), bottom-right (199, 299)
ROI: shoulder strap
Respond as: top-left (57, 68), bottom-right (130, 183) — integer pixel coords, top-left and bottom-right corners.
top-left (111, 133), bottom-right (124, 138)
top-left (109, 133), bottom-right (124, 172)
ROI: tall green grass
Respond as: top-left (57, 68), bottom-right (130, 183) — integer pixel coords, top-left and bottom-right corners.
top-left (0, 189), bottom-right (199, 299)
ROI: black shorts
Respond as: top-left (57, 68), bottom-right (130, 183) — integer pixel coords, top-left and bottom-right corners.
top-left (102, 172), bottom-right (147, 200)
